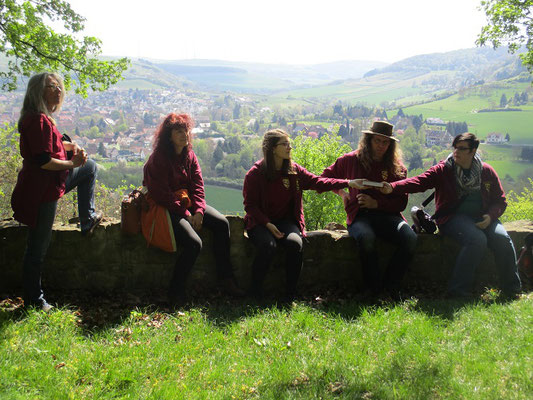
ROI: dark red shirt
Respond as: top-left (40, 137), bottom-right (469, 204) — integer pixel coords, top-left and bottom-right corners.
top-left (11, 113), bottom-right (68, 226)
top-left (243, 160), bottom-right (350, 235)
top-left (143, 148), bottom-right (206, 217)
top-left (321, 150), bottom-right (408, 226)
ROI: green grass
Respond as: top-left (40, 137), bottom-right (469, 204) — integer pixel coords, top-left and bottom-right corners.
top-left (204, 185), bottom-right (243, 215)
top-left (1, 296), bottom-right (532, 399)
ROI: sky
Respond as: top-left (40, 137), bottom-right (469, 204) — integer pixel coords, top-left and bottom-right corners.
top-left (66, 0), bottom-right (488, 65)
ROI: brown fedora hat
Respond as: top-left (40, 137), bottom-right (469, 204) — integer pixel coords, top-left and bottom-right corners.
top-left (361, 121), bottom-right (398, 142)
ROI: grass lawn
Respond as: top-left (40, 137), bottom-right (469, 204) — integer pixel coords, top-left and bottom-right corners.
top-left (1, 294), bottom-right (532, 399)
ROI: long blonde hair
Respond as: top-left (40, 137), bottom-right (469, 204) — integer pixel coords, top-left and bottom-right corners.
top-left (18, 72), bottom-right (65, 130)
top-left (356, 133), bottom-right (405, 177)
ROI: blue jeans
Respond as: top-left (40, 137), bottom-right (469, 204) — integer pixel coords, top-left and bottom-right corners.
top-left (440, 214), bottom-right (521, 296)
top-left (23, 160), bottom-right (98, 305)
top-left (348, 211), bottom-right (417, 293)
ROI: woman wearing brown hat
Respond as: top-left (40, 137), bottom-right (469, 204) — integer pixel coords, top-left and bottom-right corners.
top-left (320, 121), bottom-right (417, 299)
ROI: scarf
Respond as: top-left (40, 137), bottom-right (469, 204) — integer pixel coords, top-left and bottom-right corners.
top-left (445, 152), bottom-right (482, 198)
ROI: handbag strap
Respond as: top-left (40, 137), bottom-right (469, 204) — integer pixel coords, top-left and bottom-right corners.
top-left (421, 191), bottom-right (435, 208)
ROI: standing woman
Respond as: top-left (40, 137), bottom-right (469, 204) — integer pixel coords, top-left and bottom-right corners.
top-left (11, 72), bottom-right (102, 311)
top-left (243, 129), bottom-right (359, 301)
top-left (143, 113), bottom-right (242, 306)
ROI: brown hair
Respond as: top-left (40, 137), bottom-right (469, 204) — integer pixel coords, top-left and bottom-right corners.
top-left (261, 129), bottom-right (294, 180)
top-left (452, 132), bottom-right (479, 151)
top-left (356, 132), bottom-right (405, 177)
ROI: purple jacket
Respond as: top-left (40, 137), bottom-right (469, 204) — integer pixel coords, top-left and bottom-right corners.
top-left (391, 160), bottom-right (507, 225)
top-left (243, 160), bottom-right (349, 235)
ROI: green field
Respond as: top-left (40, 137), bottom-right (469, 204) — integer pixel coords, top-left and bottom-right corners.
top-left (204, 184), bottom-right (243, 215)
top-left (401, 82), bottom-right (533, 144)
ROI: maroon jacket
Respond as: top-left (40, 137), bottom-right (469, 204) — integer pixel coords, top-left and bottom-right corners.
top-left (391, 160), bottom-right (507, 225)
top-left (321, 151), bottom-right (408, 227)
top-left (143, 148), bottom-right (206, 217)
top-left (243, 160), bottom-right (350, 235)
top-left (11, 113), bottom-right (68, 227)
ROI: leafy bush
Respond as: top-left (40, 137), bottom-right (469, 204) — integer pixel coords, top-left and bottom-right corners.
top-left (501, 178), bottom-right (533, 223)
top-left (291, 132), bottom-right (353, 230)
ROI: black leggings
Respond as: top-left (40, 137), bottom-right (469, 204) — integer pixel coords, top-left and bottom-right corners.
top-left (248, 220), bottom-right (303, 297)
top-left (168, 205), bottom-right (233, 295)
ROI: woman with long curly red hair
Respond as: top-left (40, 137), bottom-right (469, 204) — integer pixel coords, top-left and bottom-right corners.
top-left (143, 113), bottom-right (242, 306)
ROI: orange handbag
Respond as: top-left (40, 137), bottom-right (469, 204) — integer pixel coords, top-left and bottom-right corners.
top-left (141, 193), bottom-right (177, 253)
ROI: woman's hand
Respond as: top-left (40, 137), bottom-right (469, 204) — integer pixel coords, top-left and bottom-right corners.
top-left (336, 189), bottom-right (351, 207)
top-left (357, 193), bottom-right (378, 209)
top-left (71, 151), bottom-right (86, 168)
top-left (63, 141), bottom-right (82, 154)
top-left (266, 222), bottom-right (284, 239)
top-left (475, 214), bottom-right (491, 230)
top-left (380, 182), bottom-right (393, 194)
top-left (188, 212), bottom-right (203, 232)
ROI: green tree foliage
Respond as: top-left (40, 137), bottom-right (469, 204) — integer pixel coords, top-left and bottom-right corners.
top-left (291, 132), bottom-right (352, 230)
top-left (477, 0), bottom-right (533, 73)
top-left (501, 178), bottom-right (533, 222)
top-left (500, 93), bottom-right (508, 107)
top-left (0, 123), bottom-right (21, 219)
top-left (0, 0), bottom-right (129, 95)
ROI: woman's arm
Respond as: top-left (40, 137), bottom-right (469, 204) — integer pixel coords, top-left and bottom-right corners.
top-left (243, 169), bottom-right (270, 226)
top-left (41, 150), bottom-right (86, 170)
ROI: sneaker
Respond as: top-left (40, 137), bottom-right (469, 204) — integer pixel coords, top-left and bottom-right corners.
top-left (81, 211), bottom-right (103, 236)
top-left (41, 301), bottom-right (54, 312)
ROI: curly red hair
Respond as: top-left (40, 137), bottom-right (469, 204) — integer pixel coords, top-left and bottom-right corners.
top-left (153, 113), bottom-right (195, 158)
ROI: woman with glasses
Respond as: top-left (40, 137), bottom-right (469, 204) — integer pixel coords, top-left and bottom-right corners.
top-left (11, 72), bottom-right (102, 311)
top-left (243, 129), bottom-right (360, 301)
top-left (381, 133), bottom-right (521, 298)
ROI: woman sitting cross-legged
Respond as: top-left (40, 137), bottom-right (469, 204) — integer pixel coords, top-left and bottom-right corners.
top-left (143, 113), bottom-right (243, 306)
top-left (243, 129), bottom-right (360, 302)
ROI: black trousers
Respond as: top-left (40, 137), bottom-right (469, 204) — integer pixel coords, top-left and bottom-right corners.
top-left (168, 205), bottom-right (233, 296)
top-left (247, 219), bottom-right (303, 297)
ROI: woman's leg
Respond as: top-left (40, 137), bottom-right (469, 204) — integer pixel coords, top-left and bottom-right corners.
top-left (248, 225), bottom-right (277, 297)
top-left (440, 214), bottom-right (488, 296)
top-left (347, 216), bottom-right (381, 294)
top-left (168, 212), bottom-right (202, 302)
top-left (64, 159), bottom-right (100, 233)
top-left (484, 220), bottom-right (521, 295)
top-left (23, 201), bottom-right (57, 308)
top-left (378, 215), bottom-right (418, 294)
top-left (275, 220), bottom-right (303, 299)
top-left (201, 205), bottom-right (233, 280)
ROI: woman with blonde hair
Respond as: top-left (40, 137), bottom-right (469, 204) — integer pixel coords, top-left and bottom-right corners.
top-left (243, 129), bottom-right (360, 301)
top-left (12, 72), bottom-right (102, 311)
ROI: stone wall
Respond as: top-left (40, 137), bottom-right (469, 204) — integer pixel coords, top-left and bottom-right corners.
top-left (1, 217), bottom-right (532, 296)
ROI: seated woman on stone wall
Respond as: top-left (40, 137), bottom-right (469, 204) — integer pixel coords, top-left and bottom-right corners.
top-left (11, 72), bottom-right (102, 312)
top-left (381, 133), bottom-right (521, 298)
top-left (320, 121), bottom-right (417, 299)
top-left (143, 113), bottom-right (243, 306)
top-left (243, 128), bottom-right (360, 302)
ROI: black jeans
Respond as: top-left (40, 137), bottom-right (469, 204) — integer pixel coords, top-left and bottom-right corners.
top-left (247, 219), bottom-right (303, 297)
top-left (348, 211), bottom-right (417, 293)
top-left (168, 205), bottom-right (234, 296)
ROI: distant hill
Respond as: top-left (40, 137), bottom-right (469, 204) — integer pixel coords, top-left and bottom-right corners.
top-left (274, 47), bottom-right (531, 106)
top-left (152, 59), bottom-right (388, 92)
